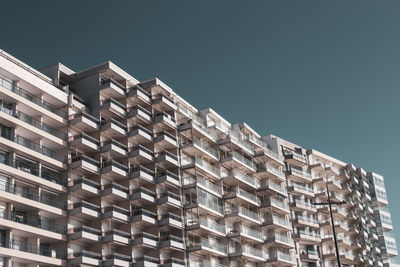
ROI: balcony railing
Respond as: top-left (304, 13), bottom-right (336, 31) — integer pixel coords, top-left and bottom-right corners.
top-left (0, 76), bottom-right (67, 118)
top-left (198, 197), bottom-right (223, 214)
top-left (289, 182), bottom-right (314, 193)
top-left (0, 208), bottom-right (65, 234)
top-left (201, 238), bottom-right (227, 253)
top-left (101, 78), bottom-right (126, 92)
top-left (264, 215), bottom-right (291, 228)
top-left (195, 157), bottom-right (220, 177)
top-left (231, 151), bottom-right (256, 170)
top-left (0, 237), bottom-right (65, 259)
top-left (267, 180), bottom-right (287, 195)
top-left (1, 132), bottom-right (66, 163)
top-left (193, 137), bottom-right (218, 158)
top-left (231, 170), bottom-right (260, 188)
top-left (0, 180), bottom-right (65, 209)
top-left (199, 217), bottom-right (226, 234)
top-left (0, 157), bottom-right (64, 185)
top-left (228, 206), bottom-right (261, 222)
top-left (242, 245), bottom-right (264, 258)
top-left (240, 225), bottom-right (262, 240)
top-left (235, 187), bottom-right (261, 205)
top-left (0, 106), bottom-right (67, 140)
top-left (196, 176), bottom-right (222, 195)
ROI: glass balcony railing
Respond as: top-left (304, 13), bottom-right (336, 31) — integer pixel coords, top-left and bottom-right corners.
top-left (267, 198), bottom-right (289, 210)
top-left (199, 217), bottom-right (225, 234)
top-left (240, 225), bottom-right (262, 240)
top-left (264, 215), bottom-right (291, 228)
top-left (236, 206), bottom-right (261, 222)
top-left (290, 168), bottom-right (312, 178)
top-left (231, 170), bottom-right (260, 188)
top-left (193, 137), bottom-right (218, 158)
top-left (242, 245), bottom-right (264, 258)
top-left (0, 76), bottom-right (67, 118)
top-left (267, 180), bottom-right (287, 194)
top-left (196, 176), bottom-right (222, 195)
top-left (201, 238), bottom-right (227, 254)
top-left (231, 151), bottom-right (256, 170)
top-left (235, 187), bottom-right (261, 205)
top-left (289, 182), bottom-right (314, 193)
top-left (276, 251), bottom-right (295, 262)
top-left (195, 157), bottom-right (220, 177)
top-left (198, 197), bottom-right (223, 214)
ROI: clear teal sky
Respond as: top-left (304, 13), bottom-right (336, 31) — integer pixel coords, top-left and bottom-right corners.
top-left (2, 0), bottom-right (400, 251)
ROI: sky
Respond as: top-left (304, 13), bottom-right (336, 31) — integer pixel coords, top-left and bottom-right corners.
top-left (1, 0), bottom-right (400, 254)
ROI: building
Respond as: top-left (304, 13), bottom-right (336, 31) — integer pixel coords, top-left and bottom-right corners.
top-left (0, 48), bottom-right (397, 267)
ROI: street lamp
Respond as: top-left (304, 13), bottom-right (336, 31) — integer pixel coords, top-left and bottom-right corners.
top-left (312, 181), bottom-right (346, 267)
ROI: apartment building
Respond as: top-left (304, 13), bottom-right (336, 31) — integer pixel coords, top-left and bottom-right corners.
top-left (0, 48), bottom-right (398, 267)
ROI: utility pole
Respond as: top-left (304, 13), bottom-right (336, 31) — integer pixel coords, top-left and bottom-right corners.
top-left (312, 182), bottom-right (346, 267)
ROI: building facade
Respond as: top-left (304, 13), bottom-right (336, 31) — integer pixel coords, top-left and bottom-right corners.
top-left (0, 48), bottom-right (398, 267)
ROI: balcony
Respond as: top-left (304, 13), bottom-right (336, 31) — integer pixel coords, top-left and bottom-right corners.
top-left (130, 208), bottom-right (157, 225)
top-left (130, 166), bottom-right (155, 184)
top-left (102, 229), bottom-right (130, 245)
top-left (128, 145), bottom-right (154, 164)
top-left (100, 98), bottom-right (126, 118)
top-left (100, 118), bottom-right (127, 137)
top-left (69, 201), bottom-right (101, 219)
top-left (102, 183), bottom-right (129, 201)
top-left (152, 93), bottom-right (176, 111)
top-left (103, 253), bottom-right (131, 267)
top-left (290, 199), bottom-right (317, 213)
top-left (159, 235), bottom-right (185, 250)
top-left (0, 238), bottom-right (65, 263)
top-left (294, 215), bottom-right (319, 228)
top-left (0, 76), bottom-right (67, 119)
top-left (102, 205), bottom-right (130, 222)
top-left (127, 105), bottom-right (152, 124)
top-left (219, 132), bottom-right (254, 155)
top-left (237, 225), bottom-right (264, 243)
top-left (70, 155), bottom-right (100, 175)
top-left (154, 131), bottom-right (178, 149)
top-left (300, 250), bottom-right (319, 261)
top-left (0, 132), bottom-right (66, 164)
top-left (132, 256), bottom-right (160, 267)
top-left (179, 119), bottom-right (218, 144)
top-left (187, 238), bottom-right (227, 257)
top-left (257, 164), bottom-right (286, 181)
top-left (196, 196), bottom-right (224, 216)
top-left (253, 146), bottom-right (283, 165)
top-left (153, 112), bottom-right (177, 131)
top-left (127, 85), bottom-right (152, 105)
top-left (224, 170), bottom-right (260, 191)
top-left (101, 160), bottom-right (128, 179)
top-left (130, 187), bottom-right (156, 204)
top-left (184, 176), bottom-right (221, 197)
top-left (287, 168), bottom-right (312, 183)
top-left (69, 112), bottom-right (99, 132)
top-left (221, 151), bottom-right (256, 172)
top-left (131, 232), bottom-right (158, 247)
top-left (154, 151), bottom-right (179, 168)
top-left (181, 136), bottom-right (219, 162)
top-left (69, 250), bottom-right (101, 266)
top-left (0, 180), bottom-right (65, 210)
top-left (261, 198), bottom-right (290, 214)
top-left (293, 230), bottom-right (321, 243)
top-left (226, 206), bottom-right (262, 224)
top-left (183, 158), bottom-right (220, 179)
top-left (264, 233), bottom-right (294, 248)
top-left (69, 225), bottom-right (100, 243)
top-left (0, 208), bottom-right (65, 236)
top-left (128, 125), bottom-right (153, 144)
top-left (287, 182), bottom-right (314, 197)
top-left (232, 245), bottom-right (265, 262)
top-left (156, 169), bottom-right (180, 187)
top-left (195, 217), bottom-right (226, 236)
top-left (283, 149), bottom-right (307, 165)
top-left (160, 257), bottom-right (185, 267)
top-left (266, 251), bottom-right (296, 265)
top-left (0, 106), bottom-right (67, 140)
top-left (262, 215), bottom-right (292, 230)
top-left (69, 134), bottom-right (99, 153)
top-left (100, 139), bottom-right (127, 158)
top-left (225, 187), bottom-right (261, 207)
top-left (100, 78), bottom-right (126, 98)
top-left (69, 178), bottom-right (100, 198)
top-left (158, 212), bottom-right (183, 229)
top-left (261, 180), bottom-right (287, 197)
top-left (157, 191), bottom-right (182, 208)
top-left (188, 260), bottom-right (227, 267)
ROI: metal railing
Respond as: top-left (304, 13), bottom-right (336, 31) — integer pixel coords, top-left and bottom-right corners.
top-left (0, 76), bottom-right (67, 118)
top-left (0, 237), bottom-right (65, 259)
